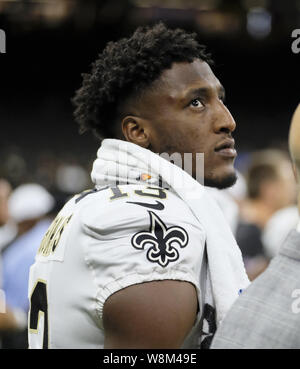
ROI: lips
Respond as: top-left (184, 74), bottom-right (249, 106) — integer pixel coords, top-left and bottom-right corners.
top-left (214, 138), bottom-right (237, 158)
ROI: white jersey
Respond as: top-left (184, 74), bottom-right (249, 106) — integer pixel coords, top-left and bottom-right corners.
top-left (28, 184), bottom-right (215, 349)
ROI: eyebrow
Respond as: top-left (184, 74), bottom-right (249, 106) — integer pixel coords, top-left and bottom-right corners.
top-left (182, 85), bottom-right (226, 102)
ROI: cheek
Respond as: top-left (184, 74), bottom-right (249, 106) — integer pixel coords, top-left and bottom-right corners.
top-left (173, 122), bottom-right (209, 155)
top-left (150, 127), bottom-right (182, 153)
top-left (149, 109), bottom-right (210, 155)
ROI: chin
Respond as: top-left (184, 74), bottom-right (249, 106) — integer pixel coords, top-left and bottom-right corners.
top-left (204, 171), bottom-right (237, 190)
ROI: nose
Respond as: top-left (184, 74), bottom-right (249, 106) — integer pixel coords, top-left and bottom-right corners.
top-left (213, 101), bottom-right (236, 135)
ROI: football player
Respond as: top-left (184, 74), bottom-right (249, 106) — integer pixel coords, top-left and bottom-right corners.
top-left (28, 23), bottom-right (247, 349)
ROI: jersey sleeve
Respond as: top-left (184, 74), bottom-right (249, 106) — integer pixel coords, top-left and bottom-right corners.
top-left (79, 185), bottom-right (206, 325)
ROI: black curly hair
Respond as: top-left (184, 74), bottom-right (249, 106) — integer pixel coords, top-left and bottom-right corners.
top-left (72, 22), bottom-right (213, 140)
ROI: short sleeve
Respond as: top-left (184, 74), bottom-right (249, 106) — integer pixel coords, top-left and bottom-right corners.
top-left (80, 185), bottom-right (206, 324)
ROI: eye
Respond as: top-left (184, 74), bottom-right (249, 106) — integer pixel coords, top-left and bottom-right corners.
top-left (189, 98), bottom-right (204, 108)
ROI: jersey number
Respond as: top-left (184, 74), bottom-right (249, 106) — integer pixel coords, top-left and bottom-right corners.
top-left (29, 281), bottom-right (49, 349)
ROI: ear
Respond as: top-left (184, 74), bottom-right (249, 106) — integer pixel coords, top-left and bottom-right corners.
top-left (122, 115), bottom-right (150, 148)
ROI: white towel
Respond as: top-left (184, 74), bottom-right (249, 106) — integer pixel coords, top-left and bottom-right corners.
top-left (91, 139), bottom-right (250, 325)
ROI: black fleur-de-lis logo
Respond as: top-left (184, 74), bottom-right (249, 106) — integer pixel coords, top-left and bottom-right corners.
top-left (131, 211), bottom-right (189, 267)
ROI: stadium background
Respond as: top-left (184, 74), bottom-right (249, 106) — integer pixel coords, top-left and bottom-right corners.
top-left (0, 0), bottom-right (299, 350)
top-left (0, 0), bottom-right (299, 192)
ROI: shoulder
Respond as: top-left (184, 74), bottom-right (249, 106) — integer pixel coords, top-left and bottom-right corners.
top-left (69, 185), bottom-right (207, 325)
top-left (74, 184), bottom-right (204, 238)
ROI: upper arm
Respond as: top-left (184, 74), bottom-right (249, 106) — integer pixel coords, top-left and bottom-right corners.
top-left (103, 279), bottom-right (198, 349)
top-left (81, 185), bottom-right (205, 346)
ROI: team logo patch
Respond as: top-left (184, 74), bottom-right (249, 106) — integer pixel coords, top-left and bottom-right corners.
top-left (131, 211), bottom-right (189, 267)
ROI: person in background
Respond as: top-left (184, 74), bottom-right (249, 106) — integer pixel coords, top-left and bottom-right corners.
top-left (0, 178), bottom-right (19, 341)
top-left (206, 170), bottom-right (247, 235)
top-left (262, 204), bottom-right (299, 259)
top-left (1, 183), bottom-right (55, 348)
top-left (211, 104), bottom-right (300, 349)
top-left (0, 179), bottom-right (17, 252)
top-left (236, 149), bottom-right (296, 280)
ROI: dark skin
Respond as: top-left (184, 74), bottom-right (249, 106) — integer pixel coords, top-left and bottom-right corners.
top-left (103, 280), bottom-right (198, 348)
top-left (121, 59), bottom-right (237, 188)
top-left (103, 59), bottom-right (237, 348)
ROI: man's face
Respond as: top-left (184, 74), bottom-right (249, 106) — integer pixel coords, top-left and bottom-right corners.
top-left (137, 59), bottom-right (237, 189)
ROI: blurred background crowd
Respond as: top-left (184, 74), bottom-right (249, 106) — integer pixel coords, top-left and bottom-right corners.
top-left (0, 0), bottom-right (299, 348)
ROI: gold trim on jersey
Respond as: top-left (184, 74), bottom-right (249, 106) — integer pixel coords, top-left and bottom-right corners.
top-left (37, 214), bottom-right (73, 257)
top-left (108, 185), bottom-right (168, 202)
top-left (134, 187), bottom-right (168, 199)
